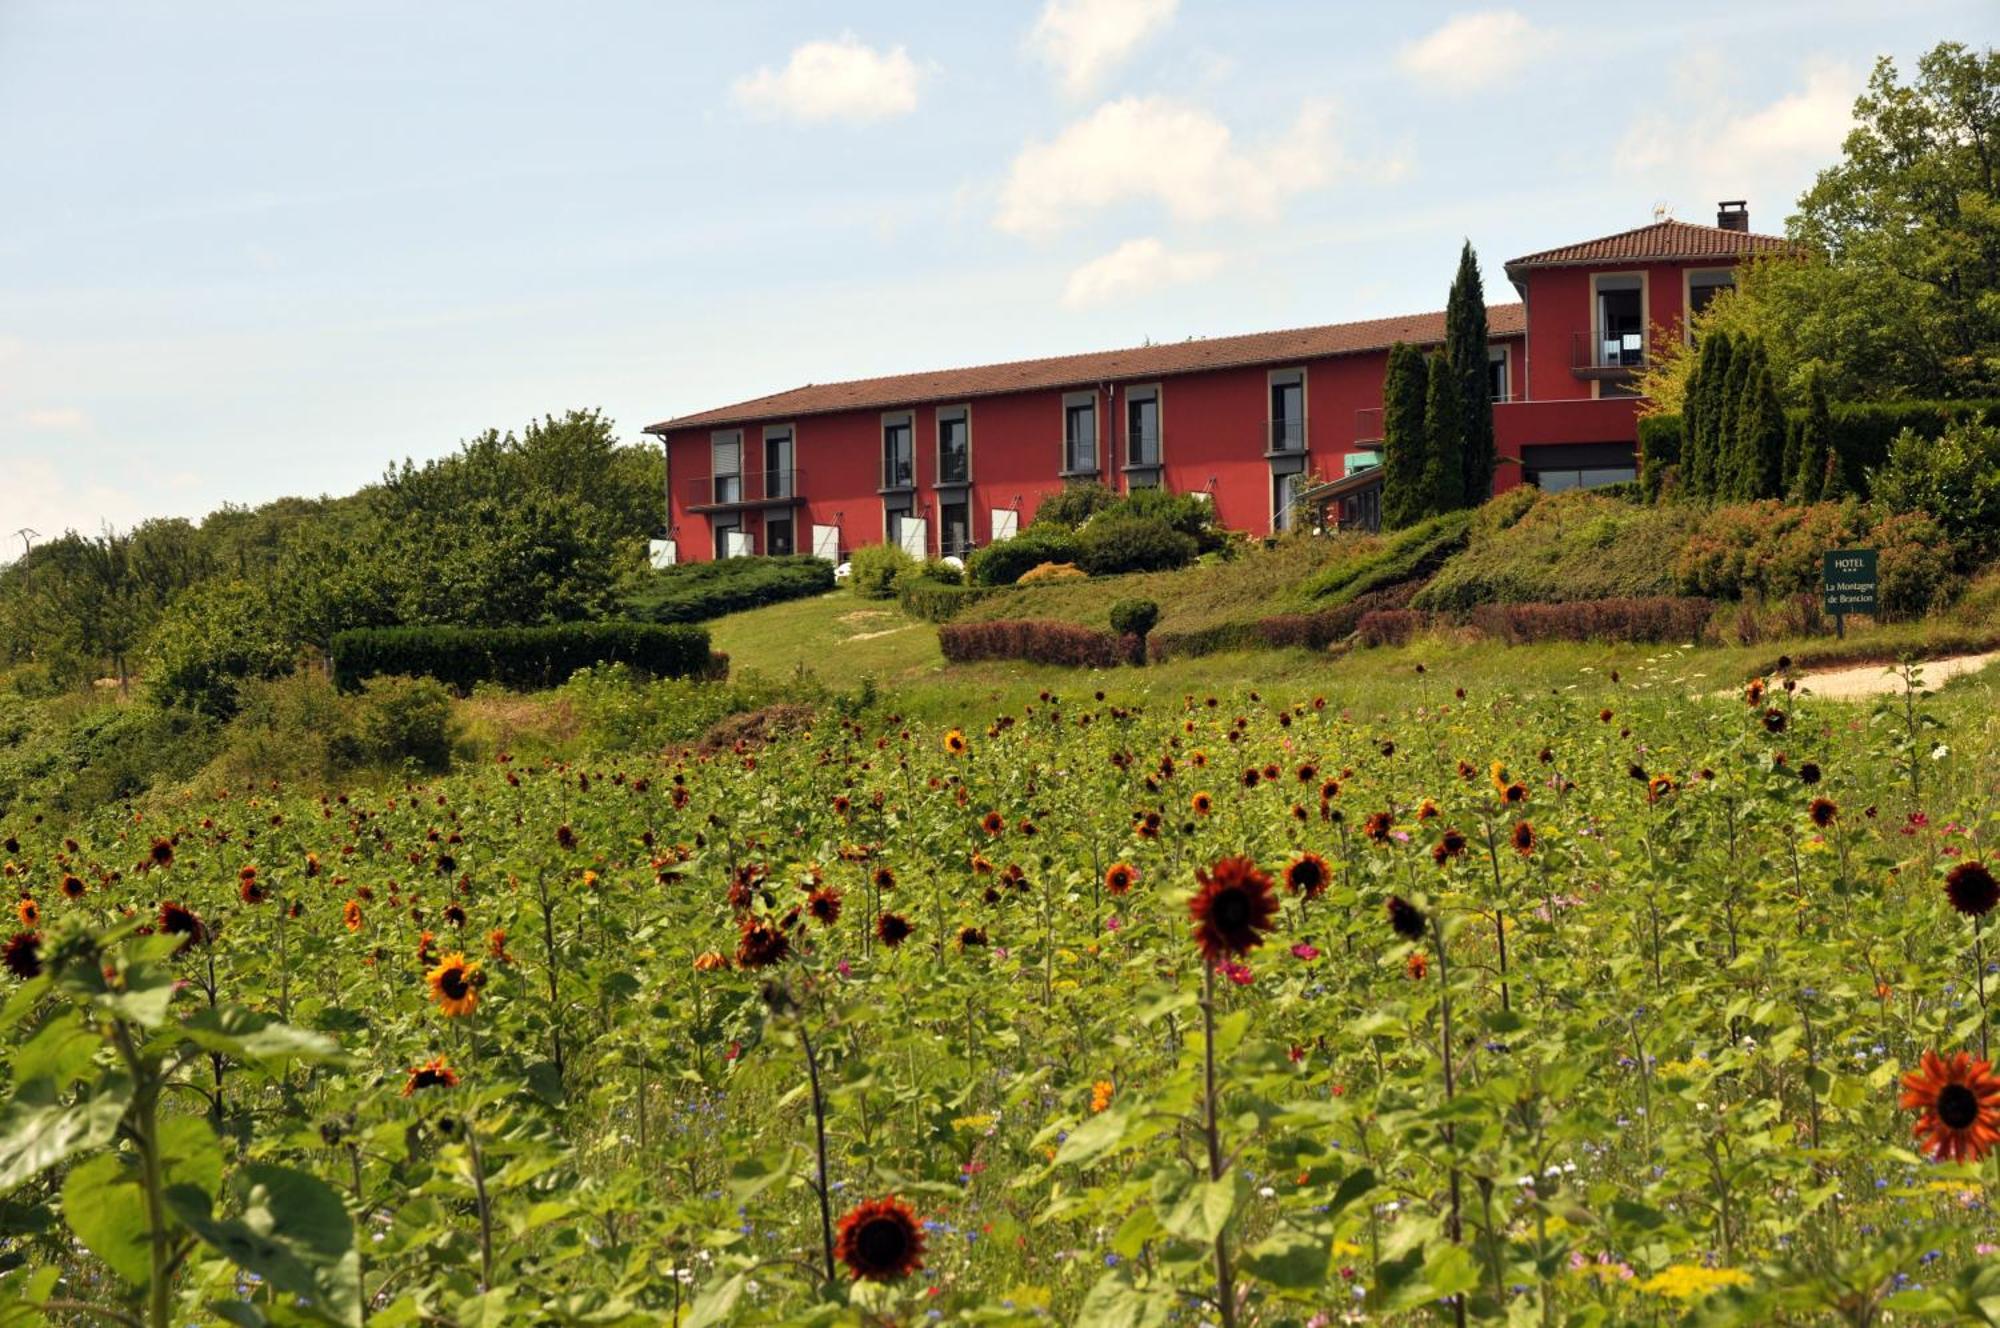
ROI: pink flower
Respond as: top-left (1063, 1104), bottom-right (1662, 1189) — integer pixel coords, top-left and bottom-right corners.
top-left (1216, 961), bottom-right (1255, 986)
top-left (1291, 942), bottom-right (1320, 961)
top-left (1105, 915), bottom-right (1122, 932)
top-left (836, 959), bottom-right (851, 978)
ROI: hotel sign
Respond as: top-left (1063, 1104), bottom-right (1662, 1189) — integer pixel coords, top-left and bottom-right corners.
top-left (1823, 549), bottom-right (1877, 618)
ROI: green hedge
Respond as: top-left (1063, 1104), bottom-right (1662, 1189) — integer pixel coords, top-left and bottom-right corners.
top-left (1642, 399), bottom-right (2000, 497)
top-left (898, 581), bottom-right (988, 623)
top-left (332, 622), bottom-right (719, 692)
top-left (621, 556), bottom-right (833, 624)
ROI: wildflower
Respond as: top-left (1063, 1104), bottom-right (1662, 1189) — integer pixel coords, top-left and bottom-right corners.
top-left (1191, 791), bottom-right (1214, 816)
top-left (1763, 708), bottom-right (1787, 734)
top-left (15, 898), bottom-right (37, 928)
top-left (2, 931), bottom-right (39, 980)
top-left (488, 928), bottom-right (511, 961)
top-left (735, 921), bottom-right (791, 970)
top-left (555, 824), bottom-right (577, 850)
top-left (149, 837), bottom-right (174, 868)
top-left (60, 874), bottom-right (85, 900)
top-left (1104, 862), bottom-right (1138, 895)
top-left (834, 1196), bottom-right (926, 1282)
top-left (1283, 852), bottom-right (1330, 898)
top-left (957, 925), bottom-right (987, 951)
top-left (1798, 761), bottom-right (1821, 784)
top-left (1386, 895), bottom-right (1426, 942)
top-left (1809, 798), bottom-right (1838, 829)
top-left (1188, 856), bottom-right (1279, 963)
top-left (980, 811), bottom-right (1005, 835)
top-left (872, 866), bottom-right (897, 892)
top-left (1900, 1050), bottom-right (2000, 1162)
top-left (403, 1057), bottom-right (459, 1095)
top-left (1362, 811), bottom-right (1394, 842)
top-left (693, 950), bottom-right (730, 972)
top-left (1432, 828), bottom-right (1468, 864)
top-left (1945, 862), bottom-right (1998, 918)
top-left (1647, 775), bottom-right (1674, 802)
top-left (1291, 942), bottom-right (1320, 961)
top-left (1745, 678), bottom-right (1765, 705)
top-left (943, 729), bottom-right (968, 756)
top-left (876, 912), bottom-right (913, 949)
top-left (426, 953), bottom-right (483, 1018)
top-left (1639, 1266), bottom-right (1753, 1301)
top-left (1218, 960), bottom-right (1255, 985)
top-left (1090, 1080), bottom-right (1114, 1113)
top-left (158, 900), bottom-right (207, 951)
top-left (1502, 781), bottom-right (1529, 804)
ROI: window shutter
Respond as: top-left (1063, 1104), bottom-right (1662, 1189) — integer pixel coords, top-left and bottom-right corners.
top-left (712, 435), bottom-right (741, 475)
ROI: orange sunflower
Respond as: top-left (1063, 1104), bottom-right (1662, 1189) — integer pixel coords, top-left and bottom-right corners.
top-left (426, 952), bottom-right (483, 1018)
top-left (1899, 1050), bottom-right (2000, 1162)
top-left (403, 1057), bottom-right (459, 1095)
top-left (1104, 862), bottom-right (1139, 895)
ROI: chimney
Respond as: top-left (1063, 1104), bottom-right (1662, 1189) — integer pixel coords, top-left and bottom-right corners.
top-left (1716, 200), bottom-right (1748, 232)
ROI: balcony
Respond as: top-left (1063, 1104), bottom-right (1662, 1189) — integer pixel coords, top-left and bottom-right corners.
top-left (1123, 433), bottom-right (1163, 470)
top-left (1572, 331), bottom-right (1647, 381)
top-left (1353, 407), bottom-right (1383, 445)
top-left (1264, 417), bottom-right (1307, 457)
top-left (1059, 441), bottom-right (1100, 479)
top-left (880, 456), bottom-right (915, 493)
top-left (682, 468), bottom-right (804, 514)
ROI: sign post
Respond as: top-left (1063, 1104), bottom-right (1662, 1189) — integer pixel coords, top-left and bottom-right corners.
top-left (1822, 548), bottom-right (1877, 640)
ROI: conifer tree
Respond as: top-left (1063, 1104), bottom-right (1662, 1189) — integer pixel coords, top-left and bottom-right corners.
top-left (1682, 333), bottom-right (1723, 499)
top-left (1714, 334), bottom-right (1751, 498)
top-left (1792, 367), bottom-right (1833, 502)
top-left (1736, 343), bottom-right (1788, 499)
top-left (1421, 351), bottom-right (1466, 519)
top-left (1379, 342), bottom-right (1429, 530)
top-left (1445, 241), bottom-right (1495, 506)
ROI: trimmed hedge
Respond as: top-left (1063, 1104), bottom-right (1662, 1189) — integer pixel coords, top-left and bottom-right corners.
top-left (622, 556), bottom-right (833, 625)
top-left (1074, 513), bottom-right (1199, 576)
top-left (332, 622), bottom-right (719, 692)
top-left (898, 581), bottom-right (988, 623)
top-left (1303, 510), bottom-right (1472, 605)
top-left (1466, 596), bottom-right (1714, 645)
top-left (966, 530), bottom-right (1082, 586)
top-left (937, 619), bottom-right (1138, 668)
top-left (1356, 610), bottom-right (1425, 648)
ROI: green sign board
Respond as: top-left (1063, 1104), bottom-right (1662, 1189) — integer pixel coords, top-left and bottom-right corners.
top-left (1823, 548), bottom-right (1878, 616)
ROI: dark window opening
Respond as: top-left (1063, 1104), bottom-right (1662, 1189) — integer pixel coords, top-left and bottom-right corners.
top-left (1269, 376), bottom-right (1304, 451)
top-left (883, 419), bottom-right (914, 489)
top-left (940, 500), bottom-right (970, 558)
top-left (939, 413), bottom-right (969, 485)
top-left (1127, 393), bottom-right (1159, 466)
top-left (766, 516), bottom-right (794, 557)
top-left (1064, 401), bottom-right (1097, 474)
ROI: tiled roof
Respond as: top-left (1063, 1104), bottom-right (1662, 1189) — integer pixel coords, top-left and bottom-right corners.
top-left (648, 303), bottom-right (1526, 432)
top-left (1505, 218), bottom-right (1796, 272)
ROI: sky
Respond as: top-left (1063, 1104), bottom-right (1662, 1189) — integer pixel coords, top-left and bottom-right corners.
top-left (1, 0), bottom-right (1990, 553)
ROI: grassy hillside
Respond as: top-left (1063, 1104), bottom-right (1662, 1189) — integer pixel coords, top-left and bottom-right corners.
top-left (1413, 490), bottom-right (1698, 610)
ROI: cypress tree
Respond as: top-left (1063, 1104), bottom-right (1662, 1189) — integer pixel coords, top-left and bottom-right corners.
top-left (1819, 445), bottom-right (1849, 500)
top-left (1714, 334), bottom-right (1750, 499)
top-left (1792, 368), bottom-right (1833, 502)
top-left (1682, 333), bottom-right (1723, 500)
top-left (1421, 351), bottom-right (1466, 519)
top-left (1445, 241), bottom-right (1494, 507)
top-left (1737, 344), bottom-right (1787, 500)
top-left (1379, 342), bottom-right (1429, 530)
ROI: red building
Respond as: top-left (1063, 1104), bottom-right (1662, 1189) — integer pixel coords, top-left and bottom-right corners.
top-left (646, 203), bottom-right (1792, 564)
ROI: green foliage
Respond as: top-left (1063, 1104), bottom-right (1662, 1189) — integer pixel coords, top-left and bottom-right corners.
top-left (897, 581), bottom-right (987, 624)
top-left (147, 580), bottom-right (295, 718)
top-left (1108, 598), bottom-right (1160, 639)
top-left (355, 675), bottom-right (459, 772)
top-left (846, 543), bottom-right (915, 600)
top-left (622, 555), bottom-right (833, 624)
top-left (1028, 481), bottom-right (1118, 531)
top-left (1419, 351), bottom-right (1466, 518)
top-left (1114, 486), bottom-right (1226, 553)
top-left (1870, 418), bottom-right (2000, 559)
top-left (1378, 342), bottom-right (1428, 530)
top-left (1446, 240), bottom-right (1496, 504)
top-left (1414, 491), bottom-right (1697, 611)
top-left (1734, 341), bottom-right (1789, 500)
top-left (1674, 500), bottom-right (1960, 617)
top-left (965, 528), bottom-right (1082, 587)
top-left (1637, 414), bottom-right (1682, 499)
top-left (1073, 514), bottom-right (1199, 577)
top-left (330, 622), bottom-right (715, 692)
top-left (1303, 509), bottom-right (1472, 605)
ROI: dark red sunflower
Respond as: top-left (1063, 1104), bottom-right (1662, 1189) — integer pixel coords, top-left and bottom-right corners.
top-left (555, 823), bottom-right (577, 851)
top-left (834, 1195), bottom-right (926, 1282)
top-left (957, 925), bottom-right (988, 952)
top-left (735, 920), bottom-right (791, 970)
top-left (1282, 853), bottom-right (1330, 899)
top-left (1386, 895), bottom-right (1427, 942)
top-left (806, 888), bottom-right (843, 927)
top-left (1900, 1050), bottom-right (2000, 1162)
top-left (871, 865), bottom-right (897, 891)
top-left (876, 912), bottom-right (913, 948)
top-left (980, 811), bottom-right (1005, 836)
top-left (1362, 811), bottom-right (1394, 843)
top-left (149, 837), bottom-right (175, 869)
top-left (59, 874), bottom-right (86, 901)
top-left (1510, 820), bottom-right (1536, 855)
top-left (158, 900), bottom-right (207, 950)
top-left (402, 1057), bottom-right (459, 1095)
top-left (1945, 862), bottom-right (1999, 919)
top-left (1432, 828), bottom-right (1468, 865)
top-left (1188, 856), bottom-right (1279, 963)
top-left (1762, 708), bottom-right (1787, 734)
top-left (2, 931), bottom-right (40, 980)
top-left (1808, 798), bottom-right (1838, 829)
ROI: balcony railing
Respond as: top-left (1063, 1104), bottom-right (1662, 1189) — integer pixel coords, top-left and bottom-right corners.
top-left (881, 456), bottom-right (915, 490)
top-left (681, 468), bottom-right (804, 511)
top-left (1572, 331), bottom-right (1647, 377)
top-left (1125, 433), bottom-right (1163, 468)
top-left (1265, 417), bottom-right (1307, 455)
top-left (1060, 441), bottom-right (1100, 476)
top-left (1354, 407), bottom-right (1383, 444)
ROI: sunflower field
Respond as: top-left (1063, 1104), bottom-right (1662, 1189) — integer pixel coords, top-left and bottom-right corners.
top-left (3, 654), bottom-right (2000, 1327)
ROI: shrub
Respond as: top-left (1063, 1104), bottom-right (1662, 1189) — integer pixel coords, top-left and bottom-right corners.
top-left (1305, 510), bottom-right (1473, 605)
top-left (898, 581), bottom-right (987, 623)
top-left (1465, 597), bottom-right (1714, 646)
top-left (331, 622), bottom-right (716, 692)
top-left (1108, 599), bottom-right (1160, 639)
top-left (1869, 420), bottom-right (2000, 559)
top-left (895, 559), bottom-right (964, 589)
top-left (622, 555), bottom-right (833, 624)
top-left (356, 675), bottom-right (458, 772)
top-left (1673, 500), bottom-right (1959, 619)
top-left (1147, 621), bottom-right (1259, 662)
top-left (1873, 510), bottom-right (1961, 618)
top-left (1355, 609), bottom-right (1426, 647)
top-left (937, 620), bottom-right (1135, 668)
top-left (847, 543), bottom-right (915, 600)
top-left (1018, 562), bottom-right (1088, 584)
top-left (966, 529), bottom-right (1081, 586)
top-left (1644, 398), bottom-right (2000, 498)
top-left (1073, 513), bottom-right (1198, 576)
top-left (1256, 583), bottom-right (1422, 652)
top-left (1116, 488), bottom-right (1226, 552)
top-left (1029, 482), bottom-right (1118, 530)
top-left (215, 671), bottom-right (367, 784)
top-left (147, 579), bottom-right (296, 718)
top-left (1415, 492), bottom-right (1694, 612)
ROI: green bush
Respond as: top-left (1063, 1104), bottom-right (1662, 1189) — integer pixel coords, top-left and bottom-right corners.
top-left (966, 529), bottom-right (1081, 586)
top-left (1637, 415), bottom-right (1682, 499)
top-left (147, 579), bottom-right (296, 717)
top-left (898, 581), bottom-right (987, 623)
top-left (215, 671), bottom-right (367, 785)
top-left (331, 622), bottom-right (716, 692)
top-left (893, 559), bottom-right (964, 591)
top-left (1115, 488), bottom-right (1226, 552)
top-left (1414, 491), bottom-right (1695, 612)
top-left (1074, 514), bottom-right (1198, 576)
top-left (557, 663), bottom-right (835, 752)
top-left (622, 555), bottom-right (833, 624)
top-left (357, 675), bottom-right (458, 772)
top-left (1029, 481), bottom-right (1118, 530)
top-left (1869, 420), bottom-right (2000, 559)
top-left (1673, 500), bottom-right (1959, 618)
top-left (1644, 398), bottom-right (2000, 499)
top-left (847, 543), bottom-right (914, 599)
top-left (1108, 598), bottom-right (1160, 638)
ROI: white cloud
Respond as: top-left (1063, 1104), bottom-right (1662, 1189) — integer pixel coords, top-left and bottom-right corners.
top-left (997, 96), bottom-right (1340, 236)
top-left (19, 406), bottom-right (89, 431)
top-left (1396, 11), bottom-right (1555, 92)
top-left (1030, 0), bottom-right (1177, 96)
top-left (731, 35), bottom-right (923, 124)
top-left (1616, 57), bottom-right (1858, 223)
top-left (1061, 237), bottom-right (1222, 308)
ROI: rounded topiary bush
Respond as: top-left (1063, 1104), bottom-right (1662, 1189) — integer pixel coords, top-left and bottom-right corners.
top-left (1074, 514), bottom-right (1198, 576)
top-left (966, 529), bottom-right (1081, 586)
top-left (1017, 562), bottom-right (1087, 584)
top-left (1108, 598), bottom-right (1159, 639)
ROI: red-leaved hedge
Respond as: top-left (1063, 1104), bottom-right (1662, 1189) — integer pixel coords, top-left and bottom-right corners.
top-left (1356, 610), bottom-right (1426, 647)
top-left (1468, 596), bottom-right (1715, 646)
top-left (937, 619), bottom-right (1139, 668)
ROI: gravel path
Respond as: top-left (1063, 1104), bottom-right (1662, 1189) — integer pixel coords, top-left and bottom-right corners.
top-left (1796, 651), bottom-right (2000, 700)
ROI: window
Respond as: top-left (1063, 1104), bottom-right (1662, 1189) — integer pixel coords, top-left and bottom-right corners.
top-left (710, 431), bottom-right (743, 505)
top-left (766, 515), bottom-right (795, 557)
top-left (940, 498), bottom-right (971, 558)
top-left (764, 426), bottom-right (793, 499)
top-left (1688, 269), bottom-right (1735, 320)
top-left (1521, 443), bottom-right (1636, 492)
top-left (712, 520), bottom-right (740, 559)
top-left (1268, 370), bottom-right (1304, 451)
top-left (1487, 347), bottom-right (1510, 403)
top-left (884, 496), bottom-right (913, 547)
top-left (938, 408), bottom-right (970, 485)
top-left (1126, 387), bottom-right (1160, 466)
top-left (882, 414), bottom-right (914, 489)
top-left (1594, 276), bottom-right (1645, 368)
top-left (1063, 394), bottom-right (1097, 475)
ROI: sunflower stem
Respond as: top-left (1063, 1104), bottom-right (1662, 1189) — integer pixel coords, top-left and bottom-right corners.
top-left (798, 1017), bottom-right (837, 1289)
top-left (1976, 916), bottom-right (1989, 1063)
top-left (1199, 961), bottom-right (1238, 1328)
top-left (1430, 911), bottom-right (1468, 1328)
